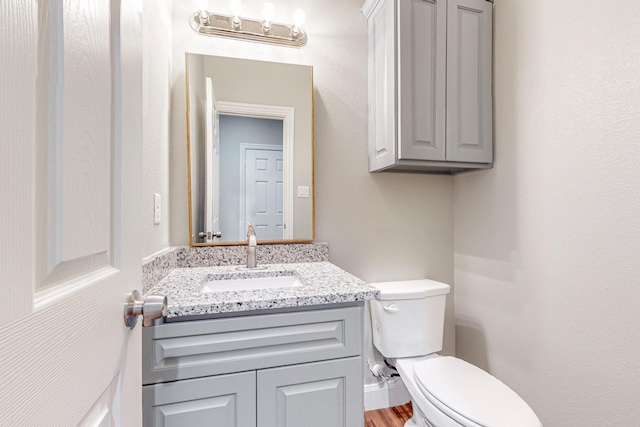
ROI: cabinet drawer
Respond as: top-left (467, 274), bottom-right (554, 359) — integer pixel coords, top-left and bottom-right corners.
top-left (143, 306), bottom-right (363, 385)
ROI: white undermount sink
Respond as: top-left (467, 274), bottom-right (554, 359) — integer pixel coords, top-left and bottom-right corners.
top-left (201, 275), bottom-right (303, 293)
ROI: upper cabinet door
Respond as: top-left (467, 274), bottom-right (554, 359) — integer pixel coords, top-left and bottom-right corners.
top-left (398, 0), bottom-right (447, 161)
top-left (446, 0), bottom-right (493, 163)
top-left (367, 0), bottom-right (397, 171)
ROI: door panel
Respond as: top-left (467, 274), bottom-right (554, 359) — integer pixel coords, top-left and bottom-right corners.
top-left (245, 148), bottom-right (284, 241)
top-left (155, 398), bottom-right (236, 426)
top-left (0, 0), bottom-right (37, 322)
top-left (398, 0), bottom-right (446, 161)
top-left (257, 357), bottom-right (363, 427)
top-left (446, 0), bottom-right (493, 163)
top-left (60, 0), bottom-right (112, 263)
top-left (368, 0), bottom-right (397, 171)
top-left (143, 372), bottom-right (257, 427)
top-left (0, 0), bottom-right (142, 425)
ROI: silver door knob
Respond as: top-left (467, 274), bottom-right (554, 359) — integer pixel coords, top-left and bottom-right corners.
top-left (123, 290), bottom-right (167, 329)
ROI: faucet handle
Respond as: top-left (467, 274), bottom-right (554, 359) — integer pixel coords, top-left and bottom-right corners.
top-left (246, 222), bottom-right (257, 246)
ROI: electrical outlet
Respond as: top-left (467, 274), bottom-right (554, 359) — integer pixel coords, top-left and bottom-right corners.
top-left (297, 186), bottom-right (310, 198)
top-left (153, 193), bottom-right (161, 224)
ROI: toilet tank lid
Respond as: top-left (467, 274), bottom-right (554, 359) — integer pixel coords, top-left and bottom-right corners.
top-left (369, 279), bottom-right (450, 300)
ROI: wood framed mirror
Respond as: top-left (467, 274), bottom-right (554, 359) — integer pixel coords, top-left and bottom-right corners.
top-left (186, 53), bottom-right (314, 245)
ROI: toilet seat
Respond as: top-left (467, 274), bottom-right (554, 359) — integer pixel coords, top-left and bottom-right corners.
top-left (413, 357), bottom-right (542, 427)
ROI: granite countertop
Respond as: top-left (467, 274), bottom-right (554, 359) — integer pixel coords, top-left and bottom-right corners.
top-left (147, 261), bottom-right (380, 318)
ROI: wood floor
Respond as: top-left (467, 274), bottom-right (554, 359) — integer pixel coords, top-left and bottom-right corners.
top-left (364, 402), bottom-right (413, 427)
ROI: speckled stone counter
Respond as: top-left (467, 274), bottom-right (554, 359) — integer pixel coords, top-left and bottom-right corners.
top-left (176, 243), bottom-right (329, 268)
top-left (146, 261), bottom-right (380, 318)
top-left (142, 243), bottom-right (329, 293)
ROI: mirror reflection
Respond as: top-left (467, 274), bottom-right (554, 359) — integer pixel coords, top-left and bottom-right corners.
top-left (186, 54), bottom-right (314, 245)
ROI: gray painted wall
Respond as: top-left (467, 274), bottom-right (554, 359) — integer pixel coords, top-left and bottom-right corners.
top-left (453, 0), bottom-right (640, 425)
top-left (142, 0), bottom-right (172, 257)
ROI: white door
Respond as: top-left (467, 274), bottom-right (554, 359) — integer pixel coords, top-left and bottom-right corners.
top-left (0, 1), bottom-right (142, 426)
top-left (243, 147), bottom-right (284, 241)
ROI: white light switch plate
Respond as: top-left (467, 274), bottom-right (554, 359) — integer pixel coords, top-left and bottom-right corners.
top-left (153, 193), bottom-right (161, 224)
top-left (297, 186), bottom-right (310, 198)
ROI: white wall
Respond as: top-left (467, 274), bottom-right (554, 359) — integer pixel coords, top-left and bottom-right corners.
top-left (168, 0), bottom-right (455, 379)
top-left (142, 0), bottom-right (172, 258)
top-left (453, 1), bottom-right (640, 425)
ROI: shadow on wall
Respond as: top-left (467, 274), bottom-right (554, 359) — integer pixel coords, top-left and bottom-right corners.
top-left (455, 317), bottom-right (489, 372)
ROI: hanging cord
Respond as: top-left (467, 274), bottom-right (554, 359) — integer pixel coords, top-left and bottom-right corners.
top-left (368, 359), bottom-right (400, 383)
top-left (384, 358), bottom-right (401, 377)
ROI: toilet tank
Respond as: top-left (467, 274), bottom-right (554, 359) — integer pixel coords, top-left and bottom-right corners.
top-left (369, 279), bottom-right (450, 358)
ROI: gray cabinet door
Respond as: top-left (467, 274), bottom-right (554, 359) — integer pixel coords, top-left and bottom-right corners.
top-left (446, 0), bottom-right (493, 163)
top-left (256, 357), bottom-right (363, 427)
top-left (398, 0), bottom-right (447, 161)
top-left (367, 0), bottom-right (397, 171)
top-left (143, 371), bottom-right (256, 427)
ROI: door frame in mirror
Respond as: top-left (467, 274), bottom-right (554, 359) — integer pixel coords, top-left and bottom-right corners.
top-left (187, 101), bottom-right (315, 246)
top-left (185, 54), bottom-right (315, 247)
top-left (221, 102), bottom-right (294, 241)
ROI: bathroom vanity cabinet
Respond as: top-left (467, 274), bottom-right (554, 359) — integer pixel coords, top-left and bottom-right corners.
top-left (362, 0), bottom-right (493, 174)
top-left (142, 304), bottom-right (364, 427)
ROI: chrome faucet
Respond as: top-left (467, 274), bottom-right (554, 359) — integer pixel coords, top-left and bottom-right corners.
top-left (246, 222), bottom-right (257, 269)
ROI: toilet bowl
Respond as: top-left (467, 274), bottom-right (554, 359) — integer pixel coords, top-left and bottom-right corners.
top-left (369, 280), bottom-right (542, 427)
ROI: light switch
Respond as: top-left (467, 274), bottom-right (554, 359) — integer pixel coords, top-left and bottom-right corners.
top-left (153, 193), bottom-right (161, 224)
top-left (297, 186), bottom-right (310, 198)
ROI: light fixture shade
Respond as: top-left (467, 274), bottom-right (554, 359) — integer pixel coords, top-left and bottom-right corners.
top-left (194, 0), bottom-right (209, 11)
top-left (189, 0), bottom-right (308, 48)
top-left (262, 2), bottom-right (276, 22)
top-left (292, 9), bottom-right (305, 27)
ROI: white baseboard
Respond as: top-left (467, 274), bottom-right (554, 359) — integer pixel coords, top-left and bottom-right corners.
top-left (364, 377), bottom-right (412, 411)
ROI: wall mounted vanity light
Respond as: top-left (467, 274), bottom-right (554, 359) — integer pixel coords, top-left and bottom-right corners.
top-left (190, 0), bottom-right (308, 48)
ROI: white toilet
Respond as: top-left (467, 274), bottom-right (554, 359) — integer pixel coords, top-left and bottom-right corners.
top-left (369, 279), bottom-right (543, 427)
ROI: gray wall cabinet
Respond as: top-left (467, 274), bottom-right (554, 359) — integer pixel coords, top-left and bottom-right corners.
top-left (362, 0), bottom-right (494, 174)
top-left (142, 305), bottom-right (364, 427)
